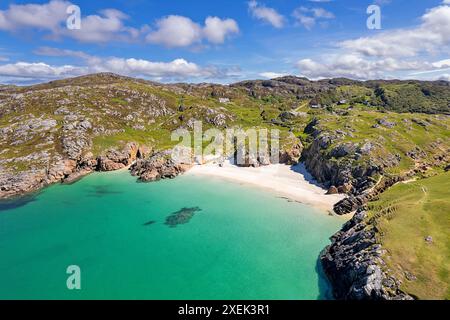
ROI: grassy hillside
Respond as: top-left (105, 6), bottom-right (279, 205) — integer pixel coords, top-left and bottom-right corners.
top-left (368, 172), bottom-right (450, 300)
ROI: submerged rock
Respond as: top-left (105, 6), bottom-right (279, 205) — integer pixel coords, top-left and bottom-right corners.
top-left (165, 207), bottom-right (202, 228)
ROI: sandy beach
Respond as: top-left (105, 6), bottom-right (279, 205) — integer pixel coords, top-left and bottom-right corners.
top-left (186, 161), bottom-right (345, 214)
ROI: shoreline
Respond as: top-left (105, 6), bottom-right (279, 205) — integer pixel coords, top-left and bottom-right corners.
top-left (1, 159), bottom-right (347, 218)
top-left (185, 161), bottom-right (346, 216)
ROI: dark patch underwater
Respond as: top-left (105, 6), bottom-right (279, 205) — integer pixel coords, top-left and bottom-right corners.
top-left (165, 207), bottom-right (202, 228)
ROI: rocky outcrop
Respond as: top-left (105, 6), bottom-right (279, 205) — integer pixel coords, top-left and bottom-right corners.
top-left (232, 141), bottom-right (303, 167)
top-left (302, 126), bottom-right (382, 197)
top-left (130, 150), bottom-right (192, 182)
top-left (63, 168), bottom-right (93, 184)
top-left (0, 169), bottom-right (47, 199)
top-left (321, 210), bottom-right (413, 300)
top-left (333, 146), bottom-right (449, 215)
top-left (235, 153), bottom-right (261, 168)
top-left (0, 143), bottom-right (148, 199)
top-left (333, 175), bottom-right (405, 215)
top-left (97, 142), bottom-right (139, 171)
top-left (279, 143), bottom-right (303, 165)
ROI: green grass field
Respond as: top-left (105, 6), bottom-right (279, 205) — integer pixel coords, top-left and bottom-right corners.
top-left (368, 172), bottom-right (450, 300)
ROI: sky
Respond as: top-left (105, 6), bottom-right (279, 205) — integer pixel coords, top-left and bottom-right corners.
top-left (0, 0), bottom-right (449, 84)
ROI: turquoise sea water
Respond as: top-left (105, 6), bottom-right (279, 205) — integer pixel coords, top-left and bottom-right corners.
top-left (0, 170), bottom-right (343, 300)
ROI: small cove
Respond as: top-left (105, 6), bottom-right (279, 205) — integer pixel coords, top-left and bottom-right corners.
top-left (0, 170), bottom-right (343, 299)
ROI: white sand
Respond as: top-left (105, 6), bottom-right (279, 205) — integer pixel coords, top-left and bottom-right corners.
top-left (186, 161), bottom-right (345, 214)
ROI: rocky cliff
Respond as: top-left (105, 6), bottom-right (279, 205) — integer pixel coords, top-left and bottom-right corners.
top-left (321, 210), bottom-right (413, 300)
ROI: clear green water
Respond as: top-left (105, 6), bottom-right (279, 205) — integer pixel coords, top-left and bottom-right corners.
top-left (0, 170), bottom-right (342, 300)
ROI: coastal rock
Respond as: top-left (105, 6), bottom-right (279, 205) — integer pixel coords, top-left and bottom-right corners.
top-left (327, 186), bottom-right (339, 195)
top-left (78, 152), bottom-right (97, 168)
top-left (46, 159), bottom-right (77, 182)
top-left (140, 169), bottom-right (160, 182)
top-left (279, 143), bottom-right (303, 165)
top-left (334, 175), bottom-right (406, 215)
top-left (64, 168), bottom-right (93, 184)
top-left (334, 196), bottom-right (362, 214)
top-left (0, 169), bottom-right (47, 199)
top-left (0, 141), bottom-right (148, 199)
top-left (338, 183), bottom-right (353, 194)
top-left (321, 210), bottom-right (414, 300)
top-left (97, 158), bottom-right (126, 171)
top-left (301, 118), bottom-right (406, 215)
top-left (137, 146), bottom-right (151, 160)
top-left (130, 150), bottom-right (192, 182)
top-left (97, 142), bottom-right (139, 172)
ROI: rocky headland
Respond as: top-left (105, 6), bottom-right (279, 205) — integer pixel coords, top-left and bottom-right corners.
top-left (320, 210), bottom-right (413, 300)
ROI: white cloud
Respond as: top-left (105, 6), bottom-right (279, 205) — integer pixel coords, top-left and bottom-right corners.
top-left (0, 0), bottom-right (70, 32)
top-left (0, 1), bottom-right (238, 47)
top-left (443, 0), bottom-right (450, 4)
top-left (292, 12), bottom-right (315, 30)
top-left (0, 0), bottom-right (139, 43)
top-left (0, 51), bottom-right (240, 83)
top-left (248, 1), bottom-right (285, 29)
top-left (203, 16), bottom-right (239, 44)
top-left (146, 15), bottom-right (202, 47)
top-left (432, 59), bottom-right (450, 68)
top-left (0, 62), bottom-right (86, 79)
top-left (341, 5), bottom-right (450, 58)
top-left (295, 4), bottom-right (450, 80)
top-left (62, 9), bottom-right (140, 43)
top-left (97, 58), bottom-right (213, 78)
top-left (146, 15), bottom-right (239, 47)
top-left (292, 7), bottom-right (334, 30)
top-left (296, 55), bottom-right (433, 80)
top-left (259, 72), bottom-right (288, 79)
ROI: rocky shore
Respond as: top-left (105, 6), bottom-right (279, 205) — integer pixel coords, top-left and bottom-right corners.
top-left (0, 142), bottom-right (150, 199)
top-left (130, 150), bottom-right (192, 182)
top-left (298, 117), bottom-right (449, 300)
top-left (320, 210), bottom-right (413, 300)
top-left (0, 138), bottom-right (305, 200)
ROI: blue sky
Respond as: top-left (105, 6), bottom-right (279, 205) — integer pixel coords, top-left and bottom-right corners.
top-left (0, 0), bottom-right (449, 84)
